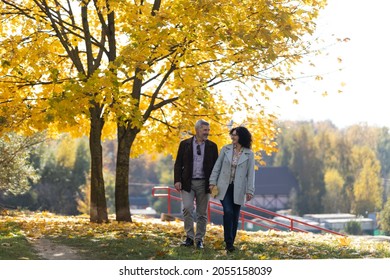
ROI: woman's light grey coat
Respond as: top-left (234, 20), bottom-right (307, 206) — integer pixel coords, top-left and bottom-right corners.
top-left (209, 144), bottom-right (255, 205)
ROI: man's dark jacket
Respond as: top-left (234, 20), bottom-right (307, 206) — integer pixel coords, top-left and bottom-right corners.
top-left (174, 137), bottom-right (218, 193)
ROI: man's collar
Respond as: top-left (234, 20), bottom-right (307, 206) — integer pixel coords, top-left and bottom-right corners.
top-left (193, 136), bottom-right (205, 145)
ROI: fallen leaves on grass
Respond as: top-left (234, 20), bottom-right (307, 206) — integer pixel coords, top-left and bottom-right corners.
top-left (338, 236), bottom-right (352, 247)
top-left (1, 210), bottom-right (390, 260)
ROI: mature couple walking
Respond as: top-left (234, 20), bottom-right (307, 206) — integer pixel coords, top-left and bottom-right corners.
top-left (174, 119), bottom-right (255, 253)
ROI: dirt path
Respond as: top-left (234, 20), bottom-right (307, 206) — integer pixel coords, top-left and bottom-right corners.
top-left (29, 238), bottom-right (82, 260)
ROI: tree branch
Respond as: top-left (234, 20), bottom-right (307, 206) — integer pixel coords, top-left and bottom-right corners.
top-left (81, 4), bottom-right (94, 75)
top-left (143, 63), bottom-right (176, 122)
top-left (149, 115), bottom-right (177, 131)
top-left (34, 0), bottom-right (85, 74)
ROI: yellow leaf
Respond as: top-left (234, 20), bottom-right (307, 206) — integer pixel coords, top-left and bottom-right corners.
top-left (337, 236), bottom-right (351, 247)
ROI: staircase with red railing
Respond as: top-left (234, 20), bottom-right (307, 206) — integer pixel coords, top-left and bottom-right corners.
top-left (151, 186), bottom-right (345, 236)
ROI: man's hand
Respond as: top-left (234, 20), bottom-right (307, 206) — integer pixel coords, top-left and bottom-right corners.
top-left (174, 182), bottom-right (182, 191)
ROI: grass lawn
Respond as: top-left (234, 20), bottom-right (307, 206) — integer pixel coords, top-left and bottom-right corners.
top-left (1, 211), bottom-right (390, 260)
top-left (0, 221), bottom-right (41, 260)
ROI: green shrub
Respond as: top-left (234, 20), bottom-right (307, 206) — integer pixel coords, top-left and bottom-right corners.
top-left (379, 199), bottom-right (390, 235)
top-left (345, 221), bottom-right (362, 235)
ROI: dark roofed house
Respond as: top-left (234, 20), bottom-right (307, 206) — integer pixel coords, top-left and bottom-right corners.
top-left (248, 166), bottom-right (298, 211)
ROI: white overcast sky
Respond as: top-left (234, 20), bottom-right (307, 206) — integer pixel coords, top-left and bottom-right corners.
top-left (264, 0), bottom-right (390, 129)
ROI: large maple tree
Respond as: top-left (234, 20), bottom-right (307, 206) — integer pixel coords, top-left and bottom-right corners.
top-left (1, 0), bottom-right (327, 222)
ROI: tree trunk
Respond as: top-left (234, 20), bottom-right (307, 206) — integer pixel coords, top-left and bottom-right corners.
top-left (112, 0), bottom-right (163, 222)
top-left (89, 105), bottom-right (108, 223)
top-left (115, 125), bottom-right (139, 221)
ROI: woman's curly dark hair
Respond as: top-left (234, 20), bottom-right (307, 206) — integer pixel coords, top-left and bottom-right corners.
top-left (230, 126), bottom-right (252, 149)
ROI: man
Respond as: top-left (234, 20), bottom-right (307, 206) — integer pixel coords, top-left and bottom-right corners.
top-left (174, 119), bottom-right (218, 249)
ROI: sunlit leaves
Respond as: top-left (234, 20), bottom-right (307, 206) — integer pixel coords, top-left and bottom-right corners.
top-left (350, 146), bottom-right (383, 214)
top-left (0, 133), bottom-right (42, 194)
top-left (322, 168), bottom-right (345, 213)
top-left (338, 236), bottom-right (352, 247)
top-left (1, 0), bottom-right (329, 163)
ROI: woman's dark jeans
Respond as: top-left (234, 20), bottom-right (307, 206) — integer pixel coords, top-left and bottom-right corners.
top-left (221, 183), bottom-right (241, 248)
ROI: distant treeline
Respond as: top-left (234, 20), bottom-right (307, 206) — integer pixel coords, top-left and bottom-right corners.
top-left (263, 120), bottom-right (390, 217)
top-left (0, 134), bottom-right (174, 215)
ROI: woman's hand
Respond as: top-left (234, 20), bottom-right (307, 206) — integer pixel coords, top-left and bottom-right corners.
top-left (246, 193), bottom-right (254, 201)
top-left (209, 185), bottom-right (218, 198)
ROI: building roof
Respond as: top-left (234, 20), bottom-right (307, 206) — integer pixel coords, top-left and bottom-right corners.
top-left (303, 213), bottom-right (356, 222)
top-left (254, 166), bottom-right (298, 195)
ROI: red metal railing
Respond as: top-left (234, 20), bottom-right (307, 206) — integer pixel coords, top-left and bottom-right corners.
top-left (152, 186), bottom-right (182, 214)
top-left (208, 200), bottom-right (307, 233)
top-left (152, 186), bottom-right (345, 236)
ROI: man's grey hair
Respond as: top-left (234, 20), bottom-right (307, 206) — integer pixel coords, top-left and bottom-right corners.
top-left (195, 119), bottom-right (210, 130)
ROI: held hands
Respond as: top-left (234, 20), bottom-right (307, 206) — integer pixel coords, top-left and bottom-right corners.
top-left (174, 182), bottom-right (182, 191)
top-left (209, 185), bottom-right (218, 198)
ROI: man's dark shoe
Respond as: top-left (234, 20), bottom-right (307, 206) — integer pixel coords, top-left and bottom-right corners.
top-left (196, 240), bottom-right (204, 249)
top-left (181, 237), bottom-right (194, 247)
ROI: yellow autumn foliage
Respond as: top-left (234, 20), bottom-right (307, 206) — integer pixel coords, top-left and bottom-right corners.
top-left (0, 0), bottom-right (328, 161)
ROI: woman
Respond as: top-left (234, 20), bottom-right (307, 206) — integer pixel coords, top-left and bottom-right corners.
top-left (209, 126), bottom-right (255, 252)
